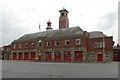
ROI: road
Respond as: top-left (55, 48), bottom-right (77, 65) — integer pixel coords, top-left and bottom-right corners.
top-left (2, 60), bottom-right (118, 78)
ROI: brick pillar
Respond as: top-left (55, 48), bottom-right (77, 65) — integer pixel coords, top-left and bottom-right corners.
top-left (52, 51), bottom-right (54, 62)
top-left (43, 52), bottom-right (46, 62)
top-left (17, 52), bottom-right (18, 60)
top-left (61, 51), bottom-right (64, 62)
top-left (23, 52), bottom-right (25, 60)
top-left (11, 52), bottom-right (13, 60)
top-left (71, 51), bottom-right (74, 62)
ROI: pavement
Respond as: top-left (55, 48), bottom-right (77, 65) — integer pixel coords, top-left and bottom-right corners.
top-left (2, 60), bottom-right (118, 78)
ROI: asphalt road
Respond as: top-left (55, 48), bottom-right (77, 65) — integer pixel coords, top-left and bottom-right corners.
top-left (2, 60), bottom-right (118, 78)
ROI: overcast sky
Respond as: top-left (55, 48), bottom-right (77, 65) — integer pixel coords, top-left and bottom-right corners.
top-left (1, 0), bottom-right (119, 47)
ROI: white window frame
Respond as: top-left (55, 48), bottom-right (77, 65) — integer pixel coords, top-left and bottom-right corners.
top-left (55, 41), bottom-right (59, 46)
top-left (31, 43), bottom-right (35, 48)
top-left (38, 40), bottom-right (41, 47)
top-left (94, 42), bottom-right (98, 48)
top-left (47, 41), bottom-right (50, 47)
top-left (76, 38), bottom-right (81, 45)
top-left (19, 44), bottom-right (22, 49)
top-left (105, 53), bottom-right (109, 59)
top-left (94, 42), bottom-right (105, 48)
top-left (65, 40), bottom-right (69, 46)
top-left (13, 44), bottom-right (16, 49)
top-left (25, 43), bottom-right (28, 48)
top-left (91, 54), bottom-right (95, 59)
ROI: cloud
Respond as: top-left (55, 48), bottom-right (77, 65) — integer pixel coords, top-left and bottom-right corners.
top-left (98, 11), bottom-right (117, 30)
top-left (118, 1), bottom-right (120, 44)
top-left (2, 11), bottom-right (31, 46)
top-left (1, 0), bottom-right (118, 47)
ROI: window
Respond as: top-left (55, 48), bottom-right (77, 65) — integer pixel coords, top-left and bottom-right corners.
top-left (25, 43), bottom-right (28, 48)
top-left (91, 54), bottom-right (95, 59)
top-left (47, 42), bottom-right (50, 47)
top-left (19, 44), bottom-right (22, 49)
top-left (13, 45), bottom-right (16, 49)
top-left (38, 40), bottom-right (41, 47)
top-left (6, 48), bottom-right (10, 51)
top-left (55, 41), bottom-right (59, 46)
top-left (105, 53), bottom-right (109, 59)
top-left (94, 42), bottom-right (105, 48)
top-left (94, 42), bottom-right (100, 48)
top-left (61, 13), bottom-right (64, 16)
top-left (76, 39), bottom-right (81, 45)
top-left (65, 40), bottom-right (69, 46)
top-left (31, 43), bottom-right (35, 48)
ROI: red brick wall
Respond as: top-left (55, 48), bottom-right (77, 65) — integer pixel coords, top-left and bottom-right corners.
top-left (11, 40), bottom-right (38, 51)
top-left (43, 37), bottom-right (87, 49)
top-left (87, 37), bottom-right (113, 53)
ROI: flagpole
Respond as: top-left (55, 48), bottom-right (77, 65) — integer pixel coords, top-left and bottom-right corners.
top-left (39, 23), bottom-right (41, 32)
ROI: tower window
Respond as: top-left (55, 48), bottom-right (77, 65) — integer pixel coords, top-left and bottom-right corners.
top-left (61, 13), bottom-right (64, 16)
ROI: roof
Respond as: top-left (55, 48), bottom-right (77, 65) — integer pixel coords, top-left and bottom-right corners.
top-left (88, 31), bottom-right (107, 38)
top-left (59, 8), bottom-right (69, 13)
top-left (12, 26), bottom-right (84, 44)
top-left (113, 46), bottom-right (120, 50)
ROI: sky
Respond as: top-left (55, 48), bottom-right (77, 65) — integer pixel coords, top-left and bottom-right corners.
top-left (1, 0), bottom-right (119, 47)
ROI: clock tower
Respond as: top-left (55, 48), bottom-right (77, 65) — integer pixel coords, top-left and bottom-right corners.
top-left (59, 8), bottom-right (69, 29)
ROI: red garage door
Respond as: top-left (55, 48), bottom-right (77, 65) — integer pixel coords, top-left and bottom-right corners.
top-left (45, 52), bottom-right (52, 61)
top-left (74, 51), bottom-right (83, 62)
top-left (24, 53), bottom-right (29, 60)
top-left (39, 55), bottom-right (41, 61)
top-left (54, 52), bottom-right (61, 62)
top-left (97, 54), bottom-right (102, 62)
top-left (31, 52), bottom-right (35, 60)
top-left (64, 51), bottom-right (71, 62)
top-left (18, 53), bottom-right (22, 60)
top-left (13, 53), bottom-right (17, 60)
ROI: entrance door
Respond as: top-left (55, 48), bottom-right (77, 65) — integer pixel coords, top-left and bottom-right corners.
top-left (7, 55), bottom-right (9, 60)
top-left (18, 53), bottom-right (22, 60)
top-left (74, 51), bottom-right (83, 62)
top-left (39, 55), bottom-right (41, 61)
top-left (97, 54), bottom-right (102, 62)
top-left (31, 52), bottom-right (35, 60)
top-left (24, 53), bottom-right (29, 60)
top-left (13, 53), bottom-right (17, 60)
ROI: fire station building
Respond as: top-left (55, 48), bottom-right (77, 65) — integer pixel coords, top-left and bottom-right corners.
top-left (3, 8), bottom-right (114, 62)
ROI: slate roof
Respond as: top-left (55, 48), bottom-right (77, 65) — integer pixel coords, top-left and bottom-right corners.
top-left (88, 31), bottom-right (107, 38)
top-left (12, 26), bottom-right (84, 44)
top-left (59, 8), bottom-right (69, 13)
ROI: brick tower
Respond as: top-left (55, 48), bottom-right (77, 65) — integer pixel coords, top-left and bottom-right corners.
top-left (59, 7), bottom-right (69, 29)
